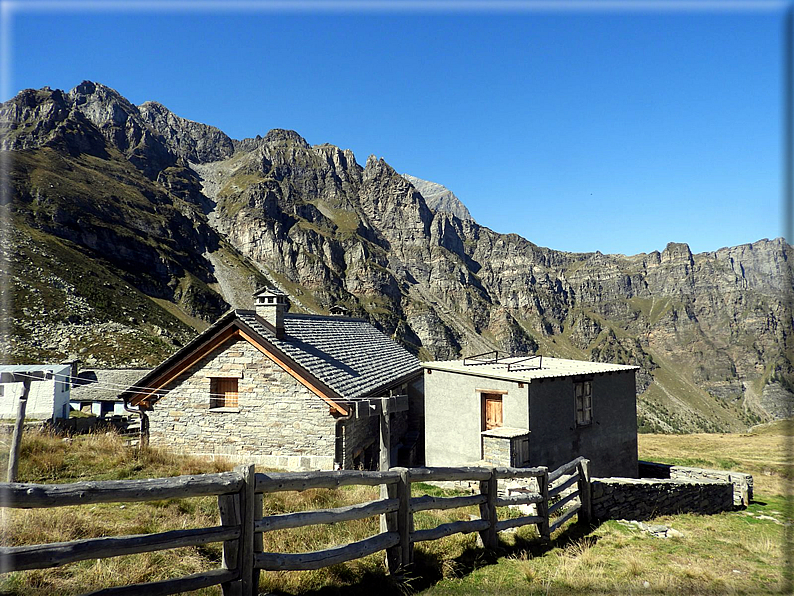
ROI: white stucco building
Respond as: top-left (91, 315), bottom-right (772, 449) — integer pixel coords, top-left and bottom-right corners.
top-left (0, 364), bottom-right (73, 420)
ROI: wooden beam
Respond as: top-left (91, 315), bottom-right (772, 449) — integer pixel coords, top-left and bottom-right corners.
top-left (411, 519), bottom-right (490, 543)
top-left (495, 515), bottom-right (545, 532)
top-left (236, 328), bottom-right (348, 416)
top-left (128, 325), bottom-right (240, 407)
top-left (255, 470), bottom-right (400, 493)
top-left (256, 532), bottom-right (399, 571)
top-left (410, 493), bottom-right (487, 513)
top-left (7, 378), bottom-right (30, 483)
top-left (256, 498), bottom-right (399, 532)
top-left (1, 472), bottom-right (244, 508)
top-left (2, 526), bottom-right (239, 572)
top-left (408, 467), bottom-right (492, 483)
top-left (83, 568), bottom-right (237, 596)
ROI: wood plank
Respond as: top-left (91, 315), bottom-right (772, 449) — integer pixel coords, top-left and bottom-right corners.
top-left (411, 519), bottom-right (490, 543)
top-left (2, 472), bottom-right (244, 508)
top-left (256, 498), bottom-right (399, 532)
top-left (548, 457), bottom-right (587, 483)
top-left (410, 493), bottom-right (487, 513)
top-left (255, 532), bottom-right (399, 571)
top-left (495, 515), bottom-right (545, 532)
top-left (495, 493), bottom-right (543, 507)
top-left (548, 491), bottom-right (579, 516)
top-left (1, 526), bottom-right (239, 572)
top-left (407, 467), bottom-right (492, 483)
top-left (255, 470), bottom-right (400, 493)
top-left (549, 503), bottom-right (581, 533)
top-left (83, 568), bottom-right (237, 596)
top-left (548, 475), bottom-right (579, 498)
top-left (493, 466), bottom-right (547, 480)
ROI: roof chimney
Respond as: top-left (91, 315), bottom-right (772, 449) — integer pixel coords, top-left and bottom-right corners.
top-left (254, 288), bottom-right (289, 339)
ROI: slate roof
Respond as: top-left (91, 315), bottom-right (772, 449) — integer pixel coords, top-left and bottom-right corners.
top-left (71, 369), bottom-right (152, 402)
top-left (123, 310), bottom-right (421, 405)
top-left (423, 356), bottom-right (638, 383)
top-left (236, 311), bottom-right (420, 399)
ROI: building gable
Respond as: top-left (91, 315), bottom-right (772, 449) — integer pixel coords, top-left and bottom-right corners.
top-left (125, 318), bottom-right (349, 415)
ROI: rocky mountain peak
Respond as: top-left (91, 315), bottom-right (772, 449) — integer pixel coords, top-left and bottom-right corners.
top-left (263, 128), bottom-right (310, 147)
top-left (138, 100), bottom-right (234, 164)
top-left (401, 174), bottom-right (473, 221)
top-left (661, 242), bottom-right (694, 266)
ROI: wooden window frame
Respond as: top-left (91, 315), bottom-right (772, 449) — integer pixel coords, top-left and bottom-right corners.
top-left (210, 377), bottom-right (239, 410)
top-left (574, 379), bottom-right (592, 427)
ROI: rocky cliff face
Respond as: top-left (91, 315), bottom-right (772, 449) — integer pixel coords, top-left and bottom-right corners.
top-left (401, 174), bottom-right (473, 221)
top-left (2, 81), bottom-right (791, 431)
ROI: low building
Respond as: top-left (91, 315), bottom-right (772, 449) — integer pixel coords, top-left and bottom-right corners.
top-left (70, 369), bottom-right (151, 417)
top-left (121, 289), bottom-right (423, 471)
top-left (0, 364), bottom-right (73, 420)
top-left (423, 353), bottom-right (639, 478)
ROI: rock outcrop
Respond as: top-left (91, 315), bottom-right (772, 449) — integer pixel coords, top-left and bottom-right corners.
top-left (2, 81), bottom-right (791, 432)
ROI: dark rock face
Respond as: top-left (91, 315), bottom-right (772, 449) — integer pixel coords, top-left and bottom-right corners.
top-left (3, 81), bottom-right (792, 432)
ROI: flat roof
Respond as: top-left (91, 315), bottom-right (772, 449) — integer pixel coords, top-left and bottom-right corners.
top-left (422, 356), bottom-right (638, 383)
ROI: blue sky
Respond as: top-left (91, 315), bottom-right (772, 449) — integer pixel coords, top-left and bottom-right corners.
top-left (2, 1), bottom-right (789, 255)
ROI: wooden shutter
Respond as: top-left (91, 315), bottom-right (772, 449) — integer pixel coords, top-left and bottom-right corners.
top-left (211, 378), bottom-right (238, 408)
top-left (482, 394), bottom-right (503, 430)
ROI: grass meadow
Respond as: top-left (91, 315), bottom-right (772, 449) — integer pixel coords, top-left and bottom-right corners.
top-left (0, 422), bottom-right (791, 595)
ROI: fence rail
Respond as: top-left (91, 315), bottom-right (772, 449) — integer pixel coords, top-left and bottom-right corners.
top-left (1, 457), bottom-right (591, 596)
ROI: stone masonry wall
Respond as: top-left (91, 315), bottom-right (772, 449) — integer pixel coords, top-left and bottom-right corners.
top-left (482, 435), bottom-right (510, 466)
top-left (591, 477), bottom-right (734, 522)
top-left (669, 467), bottom-right (753, 506)
top-left (148, 337), bottom-right (337, 470)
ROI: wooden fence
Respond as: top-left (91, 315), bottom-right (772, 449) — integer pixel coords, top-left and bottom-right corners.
top-left (0, 457), bottom-right (590, 595)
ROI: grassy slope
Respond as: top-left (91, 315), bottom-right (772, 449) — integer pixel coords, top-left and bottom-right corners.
top-left (1, 425), bottom-right (790, 595)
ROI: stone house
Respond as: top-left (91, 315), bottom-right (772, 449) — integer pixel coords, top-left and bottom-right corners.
top-left (423, 353), bottom-right (639, 477)
top-left (121, 290), bottom-right (422, 471)
top-left (0, 364), bottom-right (73, 420)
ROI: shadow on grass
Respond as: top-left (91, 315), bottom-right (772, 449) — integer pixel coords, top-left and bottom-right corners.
top-left (266, 521), bottom-right (602, 596)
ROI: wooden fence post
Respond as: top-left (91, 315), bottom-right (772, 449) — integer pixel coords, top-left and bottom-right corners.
top-left (219, 465), bottom-right (254, 596)
top-left (253, 489), bottom-right (263, 591)
top-left (383, 469), bottom-right (402, 573)
top-left (537, 468), bottom-right (550, 541)
top-left (478, 469), bottom-right (498, 549)
top-left (576, 459), bottom-right (591, 525)
top-left (7, 378), bottom-right (31, 483)
top-left (397, 468), bottom-right (412, 568)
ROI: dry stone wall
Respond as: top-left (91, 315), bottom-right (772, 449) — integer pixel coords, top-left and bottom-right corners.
top-left (148, 337), bottom-right (337, 470)
top-left (591, 477), bottom-right (734, 522)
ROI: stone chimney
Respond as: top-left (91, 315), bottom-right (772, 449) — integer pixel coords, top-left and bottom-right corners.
top-left (254, 288), bottom-right (289, 339)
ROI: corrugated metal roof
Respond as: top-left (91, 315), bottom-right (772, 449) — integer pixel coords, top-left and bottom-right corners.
top-left (423, 356), bottom-right (637, 383)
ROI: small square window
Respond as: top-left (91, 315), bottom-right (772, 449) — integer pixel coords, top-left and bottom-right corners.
top-left (574, 380), bottom-right (592, 426)
top-left (210, 378), bottom-right (238, 409)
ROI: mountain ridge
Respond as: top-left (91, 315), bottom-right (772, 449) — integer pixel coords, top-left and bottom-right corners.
top-left (1, 81), bottom-right (791, 433)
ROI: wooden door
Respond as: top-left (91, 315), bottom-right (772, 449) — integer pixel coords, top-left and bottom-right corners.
top-left (482, 394), bottom-right (503, 430)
